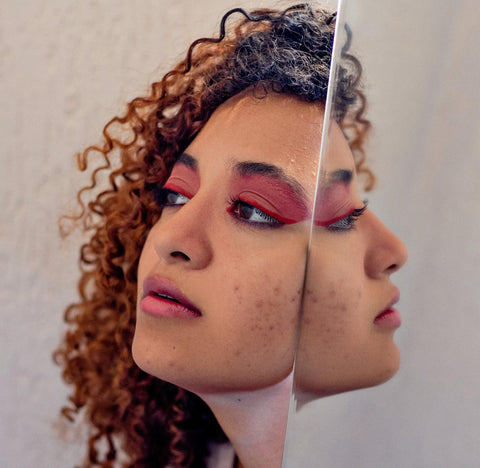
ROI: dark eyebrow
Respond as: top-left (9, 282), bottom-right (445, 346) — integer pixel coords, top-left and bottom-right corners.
top-left (234, 161), bottom-right (308, 201)
top-left (175, 153), bottom-right (198, 170)
top-left (329, 169), bottom-right (353, 183)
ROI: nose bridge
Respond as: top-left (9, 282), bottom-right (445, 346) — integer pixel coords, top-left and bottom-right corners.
top-left (152, 194), bottom-right (214, 269)
top-left (364, 211), bottom-right (408, 278)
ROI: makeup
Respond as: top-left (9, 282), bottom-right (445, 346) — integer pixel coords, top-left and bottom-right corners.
top-left (163, 159), bottom-right (200, 199)
top-left (314, 169), bottom-right (355, 226)
top-left (230, 174), bottom-right (310, 225)
top-left (141, 276), bottom-right (201, 319)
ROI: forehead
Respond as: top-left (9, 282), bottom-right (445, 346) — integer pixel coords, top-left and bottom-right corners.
top-left (186, 93), bottom-right (325, 190)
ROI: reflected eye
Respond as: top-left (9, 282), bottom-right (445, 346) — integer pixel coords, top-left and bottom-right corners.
top-left (326, 202), bottom-right (368, 232)
top-left (228, 199), bottom-right (283, 228)
top-left (153, 187), bottom-right (190, 209)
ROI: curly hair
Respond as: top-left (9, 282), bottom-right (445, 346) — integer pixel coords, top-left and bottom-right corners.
top-left (54, 4), bottom-right (372, 467)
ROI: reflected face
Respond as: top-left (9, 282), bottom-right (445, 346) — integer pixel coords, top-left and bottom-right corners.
top-left (294, 123), bottom-right (408, 398)
top-left (132, 91), bottom-right (407, 397)
top-left (133, 93), bottom-right (322, 393)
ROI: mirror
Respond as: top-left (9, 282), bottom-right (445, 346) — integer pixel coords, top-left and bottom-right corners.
top-left (284, 0), bottom-right (480, 466)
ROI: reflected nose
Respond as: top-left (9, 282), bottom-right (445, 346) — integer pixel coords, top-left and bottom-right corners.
top-left (364, 211), bottom-right (408, 278)
top-left (150, 200), bottom-right (213, 270)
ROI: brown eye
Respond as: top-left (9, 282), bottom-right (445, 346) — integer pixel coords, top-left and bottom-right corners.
top-left (229, 200), bottom-right (282, 227)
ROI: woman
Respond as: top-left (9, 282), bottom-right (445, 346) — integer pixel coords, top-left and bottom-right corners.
top-left (55, 4), bottom-right (406, 467)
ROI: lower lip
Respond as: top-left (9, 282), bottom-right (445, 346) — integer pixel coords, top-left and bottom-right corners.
top-left (374, 308), bottom-right (401, 328)
top-left (140, 294), bottom-right (201, 319)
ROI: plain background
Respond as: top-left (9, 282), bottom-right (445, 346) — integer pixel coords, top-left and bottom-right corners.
top-left (1, 1), bottom-right (479, 467)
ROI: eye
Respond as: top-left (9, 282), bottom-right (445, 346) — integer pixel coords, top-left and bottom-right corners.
top-left (325, 202), bottom-right (368, 233)
top-left (153, 187), bottom-right (190, 209)
top-left (228, 198), bottom-right (284, 228)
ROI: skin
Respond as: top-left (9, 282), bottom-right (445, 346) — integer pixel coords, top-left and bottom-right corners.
top-left (294, 123), bottom-right (408, 399)
top-left (133, 92), bottom-right (321, 394)
top-left (132, 91), bottom-right (407, 467)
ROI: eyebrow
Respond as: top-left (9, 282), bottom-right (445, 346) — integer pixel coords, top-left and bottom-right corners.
top-left (320, 168), bottom-right (354, 184)
top-left (329, 169), bottom-right (353, 183)
top-left (234, 161), bottom-right (308, 202)
top-left (176, 153), bottom-right (198, 170)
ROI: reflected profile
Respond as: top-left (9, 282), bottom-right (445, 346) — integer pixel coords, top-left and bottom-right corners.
top-left (293, 121), bottom-right (407, 403)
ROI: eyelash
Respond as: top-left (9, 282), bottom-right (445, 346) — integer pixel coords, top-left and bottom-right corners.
top-left (153, 186), bottom-right (368, 232)
top-left (152, 187), bottom-right (188, 209)
top-left (227, 196), bottom-right (284, 229)
top-left (153, 187), bottom-right (283, 228)
top-left (325, 201), bottom-right (368, 233)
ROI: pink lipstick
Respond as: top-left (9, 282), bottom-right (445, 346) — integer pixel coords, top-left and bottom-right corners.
top-left (374, 289), bottom-right (401, 329)
top-left (140, 276), bottom-right (201, 319)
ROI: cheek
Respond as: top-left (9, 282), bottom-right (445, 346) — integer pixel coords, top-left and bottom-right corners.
top-left (300, 272), bottom-right (364, 350)
top-left (225, 273), bottom-right (303, 356)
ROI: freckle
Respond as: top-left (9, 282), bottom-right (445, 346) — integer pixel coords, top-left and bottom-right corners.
top-left (312, 297), bottom-right (318, 304)
top-left (250, 326), bottom-right (256, 332)
top-left (329, 289), bottom-right (335, 298)
top-left (172, 346), bottom-right (176, 350)
top-left (237, 398), bottom-right (242, 402)
top-left (290, 296), bottom-right (297, 303)
top-left (340, 304), bottom-right (347, 312)
top-left (234, 285), bottom-right (240, 292)
top-left (269, 325), bottom-right (274, 330)
top-left (274, 287), bottom-right (280, 294)
top-left (234, 349), bottom-right (241, 356)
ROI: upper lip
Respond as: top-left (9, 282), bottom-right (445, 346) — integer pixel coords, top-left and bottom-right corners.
top-left (142, 275), bottom-right (201, 315)
top-left (378, 287), bottom-right (400, 315)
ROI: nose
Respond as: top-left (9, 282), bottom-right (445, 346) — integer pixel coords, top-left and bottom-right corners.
top-left (363, 211), bottom-right (408, 278)
top-left (149, 199), bottom-right (213, 270)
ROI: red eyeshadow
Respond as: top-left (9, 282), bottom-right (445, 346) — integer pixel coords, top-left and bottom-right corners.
top-left (313, 183), bottom-right (355, 226)
top-left (231, 175), bottom-right (310, 224)
top-left (163, 163), bottom-right (200, 198)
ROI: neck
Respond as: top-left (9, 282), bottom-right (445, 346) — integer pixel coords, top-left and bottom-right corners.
top-left (198, 372), bottom-right (293, 468)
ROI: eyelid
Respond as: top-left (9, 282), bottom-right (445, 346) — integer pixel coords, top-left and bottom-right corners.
top-left (163, 181), bottom-right (194, 199)
top-left (234, 192), bottom-right (303, 225)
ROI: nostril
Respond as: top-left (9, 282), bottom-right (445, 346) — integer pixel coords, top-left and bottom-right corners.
top-left (170, 251), bottom-right (190, 261)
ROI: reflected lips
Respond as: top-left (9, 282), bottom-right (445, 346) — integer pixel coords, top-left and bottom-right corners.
top-left (374, 288), bottom-right (401, 328)
top-left (141, 276), bottom-right (201, 319)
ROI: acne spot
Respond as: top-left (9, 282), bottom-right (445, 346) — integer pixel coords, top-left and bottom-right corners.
top-left (329, 289), bottom-right (336, 298)
top-left (255, 300), bottom-right (264, 309)
top-left (172, 346), bottom-right (176, 350)
top-left (234, 285), bottom-right (240, 292)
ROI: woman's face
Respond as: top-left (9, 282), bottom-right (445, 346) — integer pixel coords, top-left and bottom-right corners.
top-left (133, 92), bottom-right (407, 396)
top-left (294, 123), bottom-right (408, 397)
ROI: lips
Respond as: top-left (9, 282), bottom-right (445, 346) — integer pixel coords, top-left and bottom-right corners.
top-left (140, 276), bottom-right (201, 318)
top-left (374, 288), bottom-right (401, 328)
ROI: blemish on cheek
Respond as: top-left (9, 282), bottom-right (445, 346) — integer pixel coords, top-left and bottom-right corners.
top-left (329, 289), bottom-right (336, 298)
top-left (234, 285), bottom-right (240, 292)
top-left (255, 300), bottom-right (264, 309)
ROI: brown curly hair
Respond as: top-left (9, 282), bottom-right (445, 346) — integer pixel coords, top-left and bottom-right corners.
top-left (54, 4), bottom-right (373, 467)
